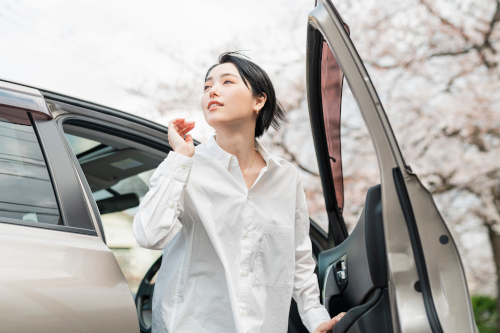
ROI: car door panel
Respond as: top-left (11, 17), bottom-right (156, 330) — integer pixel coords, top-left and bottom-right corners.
top-left (319, 185), bottom-right (385, 310)
top-left (393, 167), bottom-right (474, 332)
top-left (307, 1), bottom-right (475, 332)
top-left (335, 288), bottom-right (392, 333)
top-left (319, 185), bottom-right (391, 331)
top-left (0, 222), bottom-right (136, 333)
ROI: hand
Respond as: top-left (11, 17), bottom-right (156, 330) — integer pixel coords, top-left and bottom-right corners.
top-left (313, 312), bottom-right (346, 333)
top-left (168, 118), bottom-right (196, 158)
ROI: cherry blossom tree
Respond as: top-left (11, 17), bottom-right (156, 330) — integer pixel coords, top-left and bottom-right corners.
top-left (261, 0), bottom-right (500, 316)
top-left (335, 0), bottom-right (500, 300)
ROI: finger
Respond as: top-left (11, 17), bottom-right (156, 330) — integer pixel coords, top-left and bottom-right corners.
top-left (169, 125), bottom-right (184, 140)
top-left (178, 121), bottom-right (195, 133)
top-left (179, 122), bottom-right (195, 130)
top-left (173, 124), bottom-right (182, 135)
top-left (332, 313), bottom-right (346, 325)
top-left (184, 134), bottom-right (193, 145)
top-left (169, 120), bottom-right (181, 131)
top-left (173, 119), bottom-right (186, 127)
top-left (180, 124), bottom-right (195, 136)
top-left (319, 318), bottom-right (337, 331)
top-left (169, 118), bottom-right (184, 127)
top-left (177, 120), bottom-right (195, 130)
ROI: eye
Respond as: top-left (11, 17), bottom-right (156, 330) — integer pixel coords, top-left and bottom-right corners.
top-left (204, 85), bottom-right (211, 91)
top-left (224, 80), bottom-right (233, 84)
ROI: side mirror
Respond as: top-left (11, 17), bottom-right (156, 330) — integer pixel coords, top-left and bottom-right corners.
top-left (96, 193), bottom-right (140, 215)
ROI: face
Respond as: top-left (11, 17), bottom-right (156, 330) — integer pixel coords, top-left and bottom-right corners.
top-left (201, 63), bottom-right (265, 133)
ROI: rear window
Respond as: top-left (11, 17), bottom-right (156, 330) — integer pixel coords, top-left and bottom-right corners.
top-left (0, 107), bottom-right (61, 225)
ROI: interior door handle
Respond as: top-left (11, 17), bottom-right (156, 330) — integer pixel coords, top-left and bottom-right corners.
top-left (322, 255), bottom-right (348, 312)
top-left (337, 260), bottom-right (347, 281)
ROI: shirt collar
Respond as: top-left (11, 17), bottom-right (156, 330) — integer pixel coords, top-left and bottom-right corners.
top-left (206, 133), bottom-right (283, 170)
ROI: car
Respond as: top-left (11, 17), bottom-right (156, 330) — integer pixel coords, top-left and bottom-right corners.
top-left (0, 0), bottom-right (476, 332)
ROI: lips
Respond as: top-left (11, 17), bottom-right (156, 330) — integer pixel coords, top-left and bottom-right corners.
top-left (208, 100), bottom-right (224, 110)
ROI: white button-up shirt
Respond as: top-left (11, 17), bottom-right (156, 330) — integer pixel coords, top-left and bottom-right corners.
top-left (133, 134), bottom-right (330, 333)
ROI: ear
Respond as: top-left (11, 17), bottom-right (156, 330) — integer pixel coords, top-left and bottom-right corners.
top-left (254, 93), bottom-right (267, 112)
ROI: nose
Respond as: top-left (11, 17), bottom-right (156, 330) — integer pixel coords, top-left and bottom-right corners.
top-left (209, 86), bottom-right (220, 98)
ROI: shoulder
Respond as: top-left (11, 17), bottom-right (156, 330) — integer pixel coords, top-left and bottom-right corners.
top-left (266, 152), bottom-right (301, 183)
top-left (270, 153), bottom-right (294, 170)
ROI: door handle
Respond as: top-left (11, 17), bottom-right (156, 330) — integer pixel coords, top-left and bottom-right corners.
top-left (337, 260), bottom-right (347, 281)
top-left (322, 255), bottom-right (348, 312)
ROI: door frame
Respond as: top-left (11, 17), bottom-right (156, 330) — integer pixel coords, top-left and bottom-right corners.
top-left (307, 1), bottom-right (475, 332)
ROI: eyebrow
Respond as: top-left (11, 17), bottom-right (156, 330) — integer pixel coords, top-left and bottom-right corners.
top-left (205, 73), bottom-right (239, 82)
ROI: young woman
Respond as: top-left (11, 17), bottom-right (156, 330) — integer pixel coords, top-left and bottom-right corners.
top-left (133, 52), bottom-right (345, 333)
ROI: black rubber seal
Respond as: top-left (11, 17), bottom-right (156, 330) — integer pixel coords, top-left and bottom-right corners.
top-left (393, 167), bottom-right (443, 333)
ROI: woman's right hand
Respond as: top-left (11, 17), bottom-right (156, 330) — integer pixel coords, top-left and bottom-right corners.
top-left (168, 118), bottom-right (196, 158)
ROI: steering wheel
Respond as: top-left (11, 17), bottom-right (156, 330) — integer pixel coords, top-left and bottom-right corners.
top-left (136, 255), bottom-right (162, 333)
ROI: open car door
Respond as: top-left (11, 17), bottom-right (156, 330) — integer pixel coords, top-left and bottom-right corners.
top-left (306, 1), bottom-right (477, 332)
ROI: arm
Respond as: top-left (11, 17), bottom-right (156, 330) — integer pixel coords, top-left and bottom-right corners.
top-left (292, 176), bottom-right (332, 332)
top-left (133, 150), bottom-right (193, 250)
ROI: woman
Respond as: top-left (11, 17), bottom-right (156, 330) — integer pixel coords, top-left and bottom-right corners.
top-left (133, 52), bottom-right (345, 332)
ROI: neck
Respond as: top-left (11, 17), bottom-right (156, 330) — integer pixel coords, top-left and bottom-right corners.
top-left (214, 128), bottom-right (256, 169)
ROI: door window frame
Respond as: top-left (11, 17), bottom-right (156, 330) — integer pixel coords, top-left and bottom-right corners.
top-left (54, 112), bottom-right (173, 244)
top-left (0, 108), bottom-right (97, 236)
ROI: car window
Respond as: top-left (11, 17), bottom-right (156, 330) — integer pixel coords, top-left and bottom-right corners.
top-left (301, 47), bottom-right (380, 236)
top-left (65, 133), bottom-right (101, 156)
top-left (340, 77), bottom-right (380, 232)
top-left (63, 130), bottom-right (162, 294)
top-left (0, 107), bottom-right (61, 225)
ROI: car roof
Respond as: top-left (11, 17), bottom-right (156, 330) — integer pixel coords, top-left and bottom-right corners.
top-left (0, 77), bottom-right (201, 146)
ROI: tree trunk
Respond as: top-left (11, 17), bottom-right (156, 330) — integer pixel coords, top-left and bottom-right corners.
top-left (486, 223), bottom-right (500, 333)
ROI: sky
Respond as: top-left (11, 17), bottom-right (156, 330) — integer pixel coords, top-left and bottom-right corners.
top-left (0, 0), bottom-right (311, 140)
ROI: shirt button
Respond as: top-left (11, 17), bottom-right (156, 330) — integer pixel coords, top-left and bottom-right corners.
top-left (241, 270), bottom-right (246, 276)
top-left (230, 156), bottom-right (234, 161)
top-left (170, 203), bottom-right (175, 209)
top-left (244, 232), bottom-right (249, 238)
top-left (181, 165), bottom-right (187, 170)
top-left (247, 194), bottom-right (250, 199)
top-left (241, 309), bottom-right (245, 315)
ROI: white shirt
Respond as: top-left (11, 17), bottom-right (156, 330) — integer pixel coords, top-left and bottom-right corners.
top-left (133, 134), bottom-right (330, 333)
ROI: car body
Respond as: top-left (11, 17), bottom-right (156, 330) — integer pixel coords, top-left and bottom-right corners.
top-left (0, 1), bottom-right (476, 332)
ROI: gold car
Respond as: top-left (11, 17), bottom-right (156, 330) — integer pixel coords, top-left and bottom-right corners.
top-left (0, 1), bottom-right (476, 332)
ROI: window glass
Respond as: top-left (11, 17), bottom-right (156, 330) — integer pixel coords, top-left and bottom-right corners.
top-left (321, 40), bottom-right (344, 213)
top-left (64, 130), bottom-right (161, 294)
top-left (65, 133), bottom-right (101, 156)
top-left (301, 45), bottom-right (380, 235)
top-left (0, 108), bottom-right (61, 225)
top-left (340, 78), bottom-right (380, 232)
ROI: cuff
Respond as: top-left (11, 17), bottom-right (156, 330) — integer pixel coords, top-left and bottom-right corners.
top-left (165, 150), bottom-right (193, 184)
top-left (302, 306), bottom-right (331, 333)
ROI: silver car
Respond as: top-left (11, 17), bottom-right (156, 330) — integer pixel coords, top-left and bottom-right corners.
top-left (0, 1), bottom-right (476, 332)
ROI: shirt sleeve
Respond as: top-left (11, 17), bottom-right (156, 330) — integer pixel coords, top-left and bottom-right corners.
top-left (133, 150), bottom-right (193, 250)
top-left (292, 175), bottom-right (331, 332)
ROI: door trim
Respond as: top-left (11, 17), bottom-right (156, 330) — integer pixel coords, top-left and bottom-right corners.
top-left (306, 22), bottom-right (348, 247)
top-left (393, 167), bottom-right (443, 333)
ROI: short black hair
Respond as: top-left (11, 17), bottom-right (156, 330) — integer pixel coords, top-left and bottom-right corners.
top-left (205, 51), bottom-right (287, 138)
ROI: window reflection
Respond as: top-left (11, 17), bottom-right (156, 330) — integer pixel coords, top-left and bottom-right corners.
top-left (0, 111), bottom-right (60, 225)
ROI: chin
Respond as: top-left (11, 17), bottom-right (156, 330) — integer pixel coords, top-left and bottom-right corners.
top-left (205, 113), bottom-right (229, 128)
